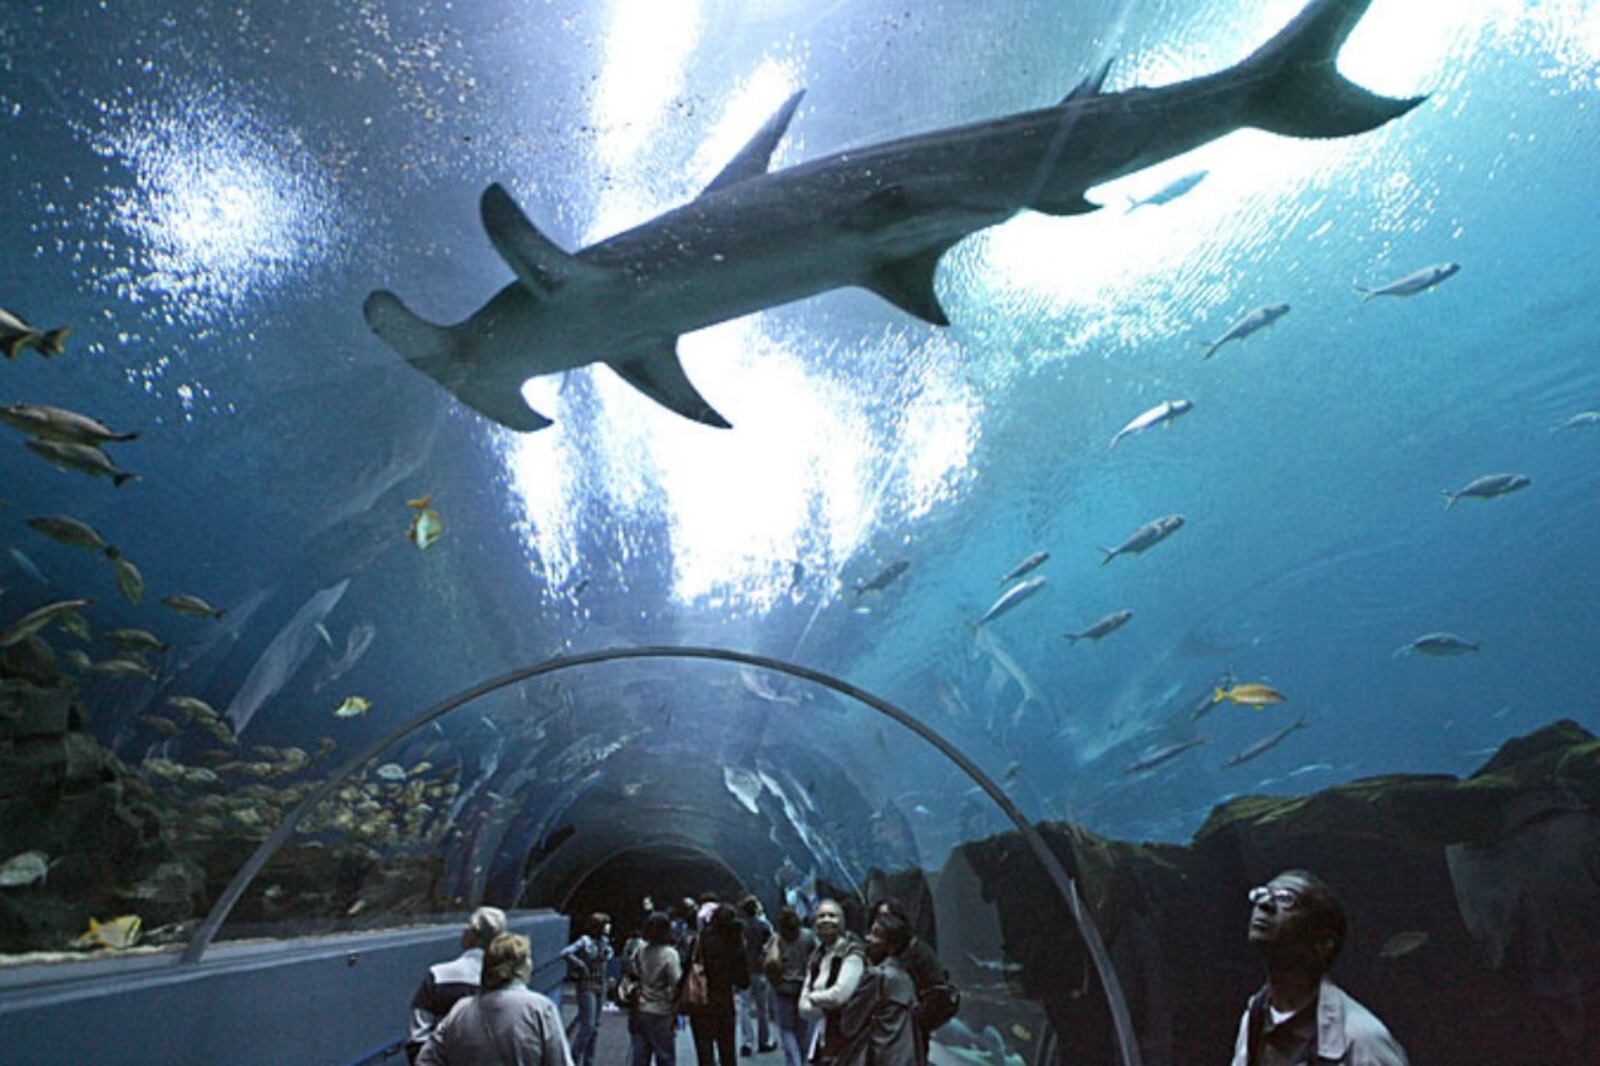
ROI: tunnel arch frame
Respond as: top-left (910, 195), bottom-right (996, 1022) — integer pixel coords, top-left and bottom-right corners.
top-left (182, 645), bottom-right (1143, 1066)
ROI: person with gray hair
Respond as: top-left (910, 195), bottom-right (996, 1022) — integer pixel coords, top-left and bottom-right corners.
top-left (418, 932), bottom-right (574, 1066)
top-left (407, 906), bottom-right (510, 1063)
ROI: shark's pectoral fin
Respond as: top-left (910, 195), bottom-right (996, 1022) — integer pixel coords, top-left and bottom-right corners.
top-left (1029, 191), bottom-right (1102, 217)
top-left (701, 90), bottom-right (807, 197)
top-left (865, 247), bottom-right (953, 326)
top-left (454, 377), bottom-right (554, 433)
top-left (608, 343), bottom-right (732, 429)
top-left (480, 184), bottom-right (606, 297)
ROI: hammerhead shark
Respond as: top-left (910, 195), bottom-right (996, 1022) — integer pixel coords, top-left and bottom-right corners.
top-left (365, 0), bottom-right (1423, 432)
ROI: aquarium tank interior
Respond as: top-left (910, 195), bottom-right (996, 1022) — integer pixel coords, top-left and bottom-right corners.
top-left (1, 0), bottom-right (1597, 1063)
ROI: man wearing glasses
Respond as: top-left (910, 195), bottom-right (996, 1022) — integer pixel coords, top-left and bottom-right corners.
top-left (1230, 870), bottom-right (1409, 1066)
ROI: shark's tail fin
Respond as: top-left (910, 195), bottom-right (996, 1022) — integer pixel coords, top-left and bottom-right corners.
top-left (363, 290), bottom-right (553, 432)
top-left (1239, 0), bottom-right (1426, 139)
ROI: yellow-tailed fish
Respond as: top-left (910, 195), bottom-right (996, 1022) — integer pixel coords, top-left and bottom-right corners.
top-left (0, 312), bottom-right (70, 360)
top-left (71, 914), bottom-right (142, 950)
top-left (1212, 682), bottom-right (1286, 708)
top-left (406, 493), bottom-right (443, 550)
top-left (333, 695), bottom-right (372, 719)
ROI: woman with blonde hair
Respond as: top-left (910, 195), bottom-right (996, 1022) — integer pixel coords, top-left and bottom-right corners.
top-left (418, 933), bottom-right (575, 1066)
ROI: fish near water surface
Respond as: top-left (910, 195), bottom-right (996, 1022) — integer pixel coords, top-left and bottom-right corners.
top-left (997, 550), bottom-right (1049, 585)
top-left (1354, 262), bottom-right (1459, 301)
top-left (854, 559), bottom-right (910, 596)
top-left (1109, 399), bottom-right (1192, 448)
top-left (1126, 169), bottom-right (1207, 212)
top-left (975, 576), bottom-right (1047, 626)
top-left (1200, 303), bottom-right (1290, 360)
top-left (364, 0), bottom-right (1423, 431)
top-left (1099, 515), bottom-right (1184, 565)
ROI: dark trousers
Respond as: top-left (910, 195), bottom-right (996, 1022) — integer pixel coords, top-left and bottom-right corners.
top-left (690, 1008), bottom-right (737, 1066)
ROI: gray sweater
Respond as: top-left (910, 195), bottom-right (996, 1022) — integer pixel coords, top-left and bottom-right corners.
top-left (417, 982), bottom-right (574, 1066)
top-left (634, 943), bottom-right (684, 1017)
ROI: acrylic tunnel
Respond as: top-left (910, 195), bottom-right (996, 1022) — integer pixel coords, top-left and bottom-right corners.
top-left (3, 1), bottom-right (1600, 1064)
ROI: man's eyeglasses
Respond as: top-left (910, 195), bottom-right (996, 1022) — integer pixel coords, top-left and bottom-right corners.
top-left (1248, 885), bottom-right (1302, 910)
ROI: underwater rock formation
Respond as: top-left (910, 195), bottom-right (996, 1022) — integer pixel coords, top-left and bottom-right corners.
top-left (942, 719), bottom-right (1600, 1066)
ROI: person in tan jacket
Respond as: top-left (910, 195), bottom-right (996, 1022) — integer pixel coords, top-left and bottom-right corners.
top-left (1230, 870), bottom-right (1408, 1066)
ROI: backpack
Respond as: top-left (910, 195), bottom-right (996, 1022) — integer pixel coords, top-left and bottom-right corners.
top-left (915, 979), bottom-right (961, 1032)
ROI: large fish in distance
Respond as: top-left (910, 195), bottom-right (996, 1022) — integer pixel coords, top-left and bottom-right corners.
top-left (364, 0), bottom-right (1425, 431)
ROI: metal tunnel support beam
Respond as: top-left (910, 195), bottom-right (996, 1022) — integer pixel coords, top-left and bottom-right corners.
top-left (183, 645), bottom-right (1143, 1066)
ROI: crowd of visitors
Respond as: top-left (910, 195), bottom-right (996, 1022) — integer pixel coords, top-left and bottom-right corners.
top-left (402, 892), bottom-right (956, 1066)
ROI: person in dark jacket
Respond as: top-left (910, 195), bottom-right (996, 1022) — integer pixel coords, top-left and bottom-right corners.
top-left (687, 903), bottom-right (750, 1066)
top-left (835, 912), bottom-right (921, 1066)
top-left (407, 906), bottom-right (508, 1063)
top-left (417, 932), bottom-right (574, 1066)
top-left (872, 899), bottom-right (952, 1058)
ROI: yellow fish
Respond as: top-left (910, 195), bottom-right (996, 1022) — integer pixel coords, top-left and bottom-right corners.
top-left (71, 914), bottom-right (142, 950)
top-left (333, 695), bottom-right (372, 719)
top-left (406, 494), bottom-right (443, 550)
top-left (1213, 682), bottom-right (1286, 709)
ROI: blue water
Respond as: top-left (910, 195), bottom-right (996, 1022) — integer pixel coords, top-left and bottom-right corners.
top-left (1, 0), bottom-right (1597, 913)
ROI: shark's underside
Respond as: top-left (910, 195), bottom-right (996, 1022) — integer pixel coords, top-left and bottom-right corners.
top-left (364, 0), bottom-right (1424, 432)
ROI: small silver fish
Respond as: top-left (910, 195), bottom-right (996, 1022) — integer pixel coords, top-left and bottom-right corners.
top-left (1355, 262), bottom-right (1459, 301)
top-left (1125, 736), bottom-right (1205, 774)
top-left (1, 597), bottom-right (93, 647)
top-left (997, 550), bottom-right (1049, 585)
top-left (1442, 473), bottom-right (1529, 509)
top-left (1065, 609), bottom-right (1133, 644)
top-left (0, 849), bottom-right (50, 887)
top-left (1, 403), bottom-right (135, 445)
top-left (1109, 399), bottom-right (1193, 449)
top-left (854, 559), bottom-right (910, 596)
top-left (1552, 411), bottom-right (1600, 434)
top-left (1126, 169), bottom-right (1207, 212)
top-left (974, 576), bottom-right (1046, 626)
top-left (113, 557), bottom-right (145, 606)
top-left (1100, 515), bottom-right (1184, 565)
top-left (1394, 632), bottom-right (1479, 657)
top-left (25, 439), bottom-right (138, 485)
top-left (1200, 304), bottom-right (1289, 359)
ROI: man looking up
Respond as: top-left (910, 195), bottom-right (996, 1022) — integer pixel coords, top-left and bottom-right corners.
top-left (1231, 870), bottom-right (1408, 1066)
top-left (407, 906), bottom-right (508, 1063)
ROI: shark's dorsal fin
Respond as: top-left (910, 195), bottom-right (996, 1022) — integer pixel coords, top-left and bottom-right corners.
top-left (480, 184), bottom-right (606, 297)
top-left (701, 90), bottom-right (806, 197)
top-left (865, 246), bottom-right (952, 326)
top-left (1059, 58), bottom-right (1114, 105)
top-left (608, 342), bottom-right (732, 428)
